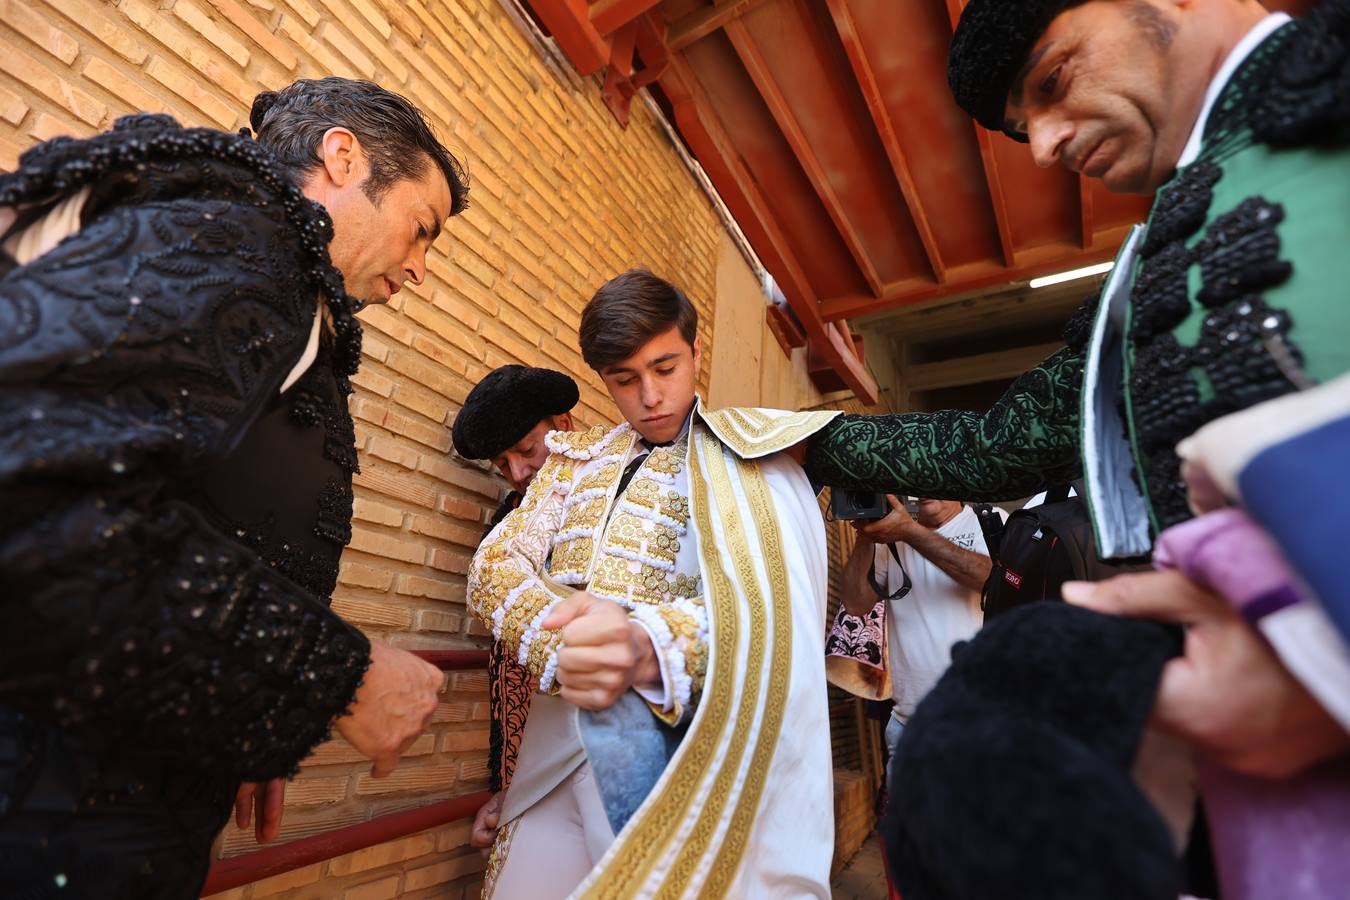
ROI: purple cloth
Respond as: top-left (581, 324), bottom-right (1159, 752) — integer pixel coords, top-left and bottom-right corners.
top-left (1154, 511), bottom-right (1350, 900)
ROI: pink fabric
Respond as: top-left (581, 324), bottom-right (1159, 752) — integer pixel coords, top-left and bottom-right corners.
top-left (1154, 510), bottom-right (1350, 900)
top-left (1152, 507), bottom-right (1305, 616)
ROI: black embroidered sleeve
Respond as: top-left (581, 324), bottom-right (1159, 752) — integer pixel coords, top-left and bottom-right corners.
top-left (805, 346), bottom-right (1085, 502)
top-left (0, 197), bottom-right (370, 781)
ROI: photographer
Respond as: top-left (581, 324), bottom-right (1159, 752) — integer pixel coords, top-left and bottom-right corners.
top-left (841, 496), bottom-right (999, 788)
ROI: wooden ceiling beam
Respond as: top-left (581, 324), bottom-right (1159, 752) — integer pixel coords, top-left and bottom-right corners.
top-left (905, 340), bottom-right (1065, 392)
top-left (820, 222), bottom-right (1132, 320)
top-left (528, 0), bottom-right (611, 75)
top-left (943, 0), bottom-right (1017, 268)
top-left (724, 19), bottom-right (885, 298)
top-left (657, 55), bottom-right (878, 403)
top-left (589, 0), bottom-right (664, 36)
top-left (666, 0), bottom-right (772, 52)
top-left (825, 0), bottom-right (945, 284)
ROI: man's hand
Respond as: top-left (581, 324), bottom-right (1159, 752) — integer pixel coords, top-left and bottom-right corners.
top-left (335, 641), bottom-right (445, 778)
top-left (471, 791), bottom-right (505, 856)
top-left (542, 592), bottom-right (660, 710)
top-left (234, 778), bottom-right (286, 844)
top-left (853, 494), bottom-right (921, 545)
top-left (1064, 571), bottom-right (1350, 779)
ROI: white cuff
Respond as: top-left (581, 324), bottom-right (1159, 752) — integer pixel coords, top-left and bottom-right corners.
top-left (632, 618), bottom-right (673, 711)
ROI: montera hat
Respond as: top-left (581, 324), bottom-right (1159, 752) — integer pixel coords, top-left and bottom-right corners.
top-left (452, 365), bottom-right (579, 461)
top-left (947, 0), bottom-right (1079, 142)
top-left (884, 602), bottom-right (1184, 900)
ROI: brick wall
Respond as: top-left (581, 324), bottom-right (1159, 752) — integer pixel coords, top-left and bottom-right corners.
top-left (0, 1), bottom-right (779, 897)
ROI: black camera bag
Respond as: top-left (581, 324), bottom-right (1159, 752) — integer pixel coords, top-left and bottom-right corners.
top-left (980, 486), bottom-right (1143, 621)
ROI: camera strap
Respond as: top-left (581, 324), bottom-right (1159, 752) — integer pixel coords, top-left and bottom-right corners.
top-left (868, 543), bottom-right (912, 601)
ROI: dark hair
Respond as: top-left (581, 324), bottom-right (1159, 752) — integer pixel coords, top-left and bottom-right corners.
top-left (250, 77), bottom-right (469, 214)
top-left (579, 269), bottom-right (699, 371)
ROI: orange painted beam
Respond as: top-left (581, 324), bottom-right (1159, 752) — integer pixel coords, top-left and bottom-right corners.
top-left (589, 0), bottom-right (664, 37)
top-left (660, 57), bottom-right (878, 403)
top-left (942, 0), bottom-right (1017, 268)
top-left (724, 20), bottom-right (885, 297)
top-left (824, 0), bottom-right (945, 285)
top-left (666, 0), bottom-right (772, 52)
top-left (821, 224), bottom-right (1133, 320)
top-left (529, 0), bottom-right (611, 75)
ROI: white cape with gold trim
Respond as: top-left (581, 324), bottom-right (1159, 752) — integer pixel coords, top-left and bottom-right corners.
top-left (572, 405), bottom-right (840, 899)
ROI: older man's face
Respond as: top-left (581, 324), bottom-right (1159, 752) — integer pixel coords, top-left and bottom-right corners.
top-left (1003, 1), bottom-right (1196, 194)
top-left (492, 416), bottom-right (569, 494)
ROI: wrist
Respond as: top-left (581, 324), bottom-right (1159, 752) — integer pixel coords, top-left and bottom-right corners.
top-left (629, 621), bottom-right (662, 690)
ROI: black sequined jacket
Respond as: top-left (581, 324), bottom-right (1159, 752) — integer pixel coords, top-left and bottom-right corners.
top-left (0, 115), bottom-right (371, 781)
top-left (809, 3), bottom-right (1350, 538)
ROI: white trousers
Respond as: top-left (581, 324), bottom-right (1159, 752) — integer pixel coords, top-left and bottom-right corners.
top-left (483, 761), bottom-right (615, 899)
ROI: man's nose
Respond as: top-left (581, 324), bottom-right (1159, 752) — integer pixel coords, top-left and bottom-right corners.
top-left (1028, 115), bottom-right (1073, 170)
top-left (641, 377), bottom-right (661, 408)
top-left (508, 458), bottom-right (532, 486)
top-left (404, 250), bottom-right (426, 286)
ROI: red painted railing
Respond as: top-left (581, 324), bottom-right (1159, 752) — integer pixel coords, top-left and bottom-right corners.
top-left (200, 648), bottom-right (493, 896)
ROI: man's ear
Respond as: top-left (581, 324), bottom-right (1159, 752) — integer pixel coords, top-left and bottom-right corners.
top-left (691, 334), bottom-right (703, 370)
top-left (318, 127), bottom-right (363, 189)
top-left (554, 412), bottom-right (575, 432)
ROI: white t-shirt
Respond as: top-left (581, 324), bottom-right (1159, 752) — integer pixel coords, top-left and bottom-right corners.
top-left (875, 505), bottom-right (993, 718)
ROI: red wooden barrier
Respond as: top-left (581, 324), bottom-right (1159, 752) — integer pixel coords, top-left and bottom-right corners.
top-left (200, 648), bottom-right (492, 896)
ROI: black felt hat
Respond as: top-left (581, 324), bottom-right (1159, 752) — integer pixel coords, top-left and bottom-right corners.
top-left (947, 0), bottom-right (1078, 142)
top-left (884, 602), bottom-right (1184, 900)
top-left (451, 365), bottom-right (578, 461)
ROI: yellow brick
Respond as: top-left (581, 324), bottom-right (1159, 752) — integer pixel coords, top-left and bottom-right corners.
top-left (326, 831), bottom-right (436, 876)
top-left (364, 433), bottom-right (420, 469)
top-left (382, 3), bottom-right (422, 42)
top-left (281, 0), bottom-right (321, 27)
top-left (359, 304), bottom-right (416, 345)
top-left (29, 111), bottom-right (88, 142)
top-left (339, 561), bottom-right (395, 591)
top-left (247, 863), bottom-right (325, 897)
top-left (439, 730), bottom-right (489, 753)
top-left (286, 775), bottom-right (349, 806)
top-left (306, 732), bottom-right (433, 767)
top-left (348, 525), bottom-right (424, 565)
top-left (81, 58), bottom-right (170, 117)
top-left (415, 609), bottom-right (461, 633)
top-left (43, 0), bottom-right (148, 64)
top-left (0, 136), bottom-right (22, 171)
top-left (173, 0), bottom-right (252, 67)
top-left (315, 21), bottom-right (376, 79)
top-left (144, 55), bottom-right (234, 128)
top-left (353, 469), bottom-right (438, 509)
top-left (451, 671), bottom-right (488, 692)
top-left (276, 12), bottom-right (351, 77)
top-left (331, 596), bottom-right (413, 629)
top-left (391, 383), bottom-right (453, 429)
top-left (459, 757), bottom-right (489, 781)
top-left (355, 763), bottom-right (459, 796)
top-left (352, 366), bottom-right (395, 398)
top-left (435, 820), bottom-right (474, 853)
top-left (408, 515), bottom-right (480, 549)
top-left (212, 0), bottom-right (299, 71)
top-left (430, 700), bottom-right (470, 724)
top-left (403, 852), bottom-right (485, 891)
top-left (343, 874), bottom-right (401, 900)
top-left (0, 44), bottom-right (106, 126)
top-left (352, 497), bottom-right (404, 528)
top-left (393, 574), bottom-right (458, 603)
top-left (123, 0), bottom-right (252, 105)
top-left (3, 0), bottom-right (79, 65)
top-left (0, 85), bottom-right (28, 126)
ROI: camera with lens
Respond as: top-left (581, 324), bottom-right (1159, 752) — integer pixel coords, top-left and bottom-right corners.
top-left (830, 490), bottom-right (888, 521)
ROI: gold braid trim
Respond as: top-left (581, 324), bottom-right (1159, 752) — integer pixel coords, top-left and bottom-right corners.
top-left (697, 406), bottom-right (841, 460)
top-left (579, 427), bottom-right (743, 899)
